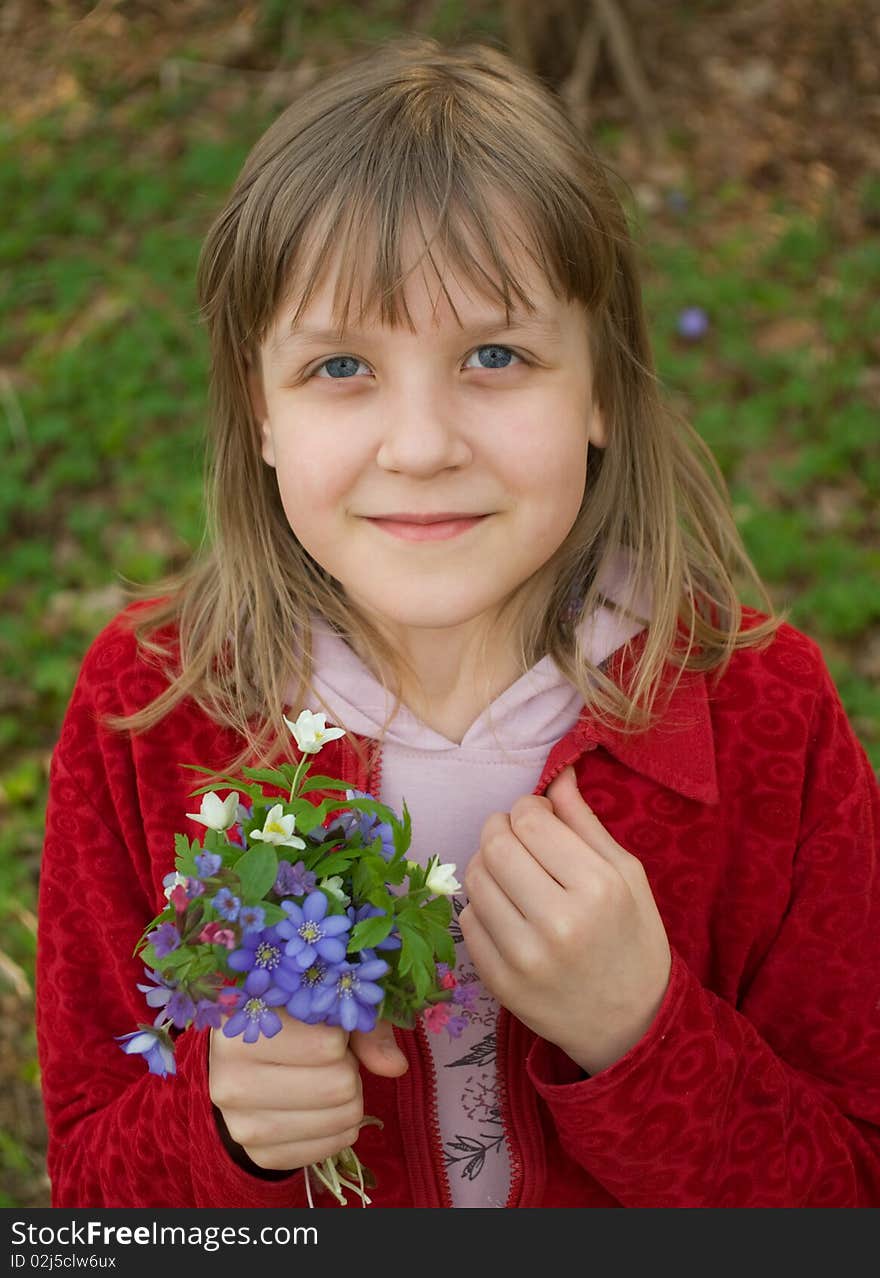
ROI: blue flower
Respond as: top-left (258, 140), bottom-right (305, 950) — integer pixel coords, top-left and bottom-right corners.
top-left (116, 1027), bottom-right (176, 1077)
top-left (310, 954), bottom-right (389, 1032)
top-left (227, 925), bottom-right (296, 996)
top-left (148, 922), bottom-right (181, 959)
top-left (274, 859), bottom-right (317, 897)
top-left (336, 790), bottom-right (395, 861)
top-left (271, 955), bottom-right (342, 1023)
top-left (212, 887), bottom-right (241, 921)
top-left (277, 889), bottom-right (351, 970)
top-left (677, 306), bottom-right (709, 341)
top-left (136, 967), bottom-right (177, 1025)
top-left (194, 851), bottom-right (222, 877)
top-left (347, 902), bottom-right (402, 951)
top-left (193, 998), bottom-right (224, 1030)
top-left (221, 977), bottom-right (288, 1044)
top-left (238, 904), bottom-right (265, 933)
top-left (165, 989), bottom-right (195, 1029)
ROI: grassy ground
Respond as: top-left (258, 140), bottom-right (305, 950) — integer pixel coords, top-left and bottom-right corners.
top-left (1, 0), bottom-right (878, 1207)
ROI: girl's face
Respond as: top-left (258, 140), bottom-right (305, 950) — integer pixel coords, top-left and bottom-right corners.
top-left (251, 218), bottom-right (606, 648)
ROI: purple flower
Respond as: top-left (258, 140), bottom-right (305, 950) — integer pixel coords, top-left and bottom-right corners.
top-left (195, 851), bottom-right (222, 877)
top-left (186, 877), bottom-right (206, 899)
top-left (221, 978), bottom-right (288, 1044)
top-left (136, 967), bottom-right (177, 1025)
top-left (212, 887), bottom-right (241, 921)
top-left (274, 859), bottom-right (317, 897)
top-left (193, 998), bottom-right (224, 1030)
top-left (335, 790), bottom-right (395, 861)
top-left (455, 982), bottom-right (481, 1010)
top-left (227, 925), bottom-right (295, 996)
top-left (116, 1028), bottom-right (176, 1077)
top-left (239, 904), bottom-right (265, 933)
top-left (677, 306), bottom-right (709, 341)
top-left (347, 902), bottom-right (402, 951)
top-left (446, 1015), bottom-right (469, 1039)
top-left (165, 989), bottom-right (195, 1029)
top-left (277, 889), bottom-right (351, 970)
top-left (148, 922), bottom-right (181, 959)
top-left (311, 954), bottom-right (389, 1032)
top-left (272, 956), bottom-right (341, 1023)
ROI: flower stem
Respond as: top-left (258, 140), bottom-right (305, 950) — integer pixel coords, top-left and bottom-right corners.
top-left (289, 754), bottom-right (310, 802)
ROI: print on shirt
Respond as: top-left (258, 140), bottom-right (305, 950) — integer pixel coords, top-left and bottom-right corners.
top-left (424, 895), bottom-right (509, 1196)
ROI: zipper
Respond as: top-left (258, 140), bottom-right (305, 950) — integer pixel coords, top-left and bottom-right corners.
top-left (413, 1017), bottom-right (454, 1207)
top-left (497, 1005), bottom-right (523, 1207)
top-left (363, 734), bottom-right (596, 1208)
top-left (364, 736), bottom-right (452, 1207)
top-left (500, 746), bottom-right (597, 1208)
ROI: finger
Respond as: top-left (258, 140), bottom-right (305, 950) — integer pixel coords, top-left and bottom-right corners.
top-left (225, 1097), bottom-right (364, 1152)
top-left (507, 800), bottom-right (605, 890)
top-left (349, 1019), bottom-right (409, 1077)
top-left (246, 1126), bottom-right (365, 1173)
top-left (458, 902), bottom-right (508, 999)
top-left (465, 860), bottom-right (533, 963)
top-left (477, 826), bottom-right (567, 916)
top-left (544, 766), bottom-right (634, 871)
top-left (210, 1058), bottom-right (359, 1113)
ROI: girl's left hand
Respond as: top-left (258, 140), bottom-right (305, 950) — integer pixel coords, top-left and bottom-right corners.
top-left (459, 766), bottom-right (672, 1076)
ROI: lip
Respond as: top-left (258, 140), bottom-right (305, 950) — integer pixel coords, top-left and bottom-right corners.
top-left (364, 514), bottom-right (490, 542)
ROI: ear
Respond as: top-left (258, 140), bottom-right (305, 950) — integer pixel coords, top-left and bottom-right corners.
top-left (246, 360), bottom-right (275, 467)
top-left (588, 399), bottom-right (607, 449)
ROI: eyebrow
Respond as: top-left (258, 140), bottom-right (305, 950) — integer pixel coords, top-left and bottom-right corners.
top-left (279, 311), bottom-right (562, 347)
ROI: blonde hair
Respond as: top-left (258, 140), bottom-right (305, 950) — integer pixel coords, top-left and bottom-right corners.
top-left (105, 33), bottom-right (785, 775)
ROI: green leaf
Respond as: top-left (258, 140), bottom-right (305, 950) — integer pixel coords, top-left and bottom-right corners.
top-left (393, 797), bottom-right (412, 859)
top-left (349, 912), bottom-right (394, 952)
top-left (241, 765), bottom-right (296, 790)
top-left (285, 798), bottom-right (324, 835)
top-left (310, 847), bottom-right (357, 878)
top-left (232, 844), bottom-right (279, 903)
top-left (298, 775), bottom-right (352, 795)
top-left (173, 833), bottom-right (199, 877)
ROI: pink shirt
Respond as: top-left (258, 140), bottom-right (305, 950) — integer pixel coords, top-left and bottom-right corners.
top-left (293, 558), bottom-right (646, 1206)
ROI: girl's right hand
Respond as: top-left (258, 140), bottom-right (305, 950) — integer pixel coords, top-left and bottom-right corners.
top-left (208, 1010), bottom-right (408, 1173)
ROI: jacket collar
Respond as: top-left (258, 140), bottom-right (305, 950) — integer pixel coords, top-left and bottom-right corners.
top-left (343, 630), bottom-right (720, 807)
top-left (545, 631), bottom-right (720, 806)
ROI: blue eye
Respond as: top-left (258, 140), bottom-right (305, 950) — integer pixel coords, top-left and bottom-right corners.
top-left (311, 344), bottom-right (523, 379)
top-left (314, 355), bottom-right (366, 379)
top-left (464, 344), bottom-right (522, 371)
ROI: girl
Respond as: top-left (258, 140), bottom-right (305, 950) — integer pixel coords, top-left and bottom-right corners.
top-left (37, 35), bottom-right (880, 1209)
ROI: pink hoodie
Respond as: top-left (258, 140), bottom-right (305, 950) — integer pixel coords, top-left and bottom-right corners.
top-left (296, 557), bottom-right (647, 1206)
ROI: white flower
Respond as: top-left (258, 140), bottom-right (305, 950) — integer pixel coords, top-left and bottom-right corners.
top-left (425, 859), bottom-right (461, 897)
top-left (185, 790), bottom-right (240, 832)
top-left (320, 875), bottom-right (350, 907)
top-left (162, 871), bottom-right (188, 901)
top-left (249, 803), bottom-right (307, 850)
top-left (283, 709), bottom-right (346, 755)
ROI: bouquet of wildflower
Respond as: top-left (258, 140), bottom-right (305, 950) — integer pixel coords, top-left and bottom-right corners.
top-left (117, 709), bottom-right (459, 1205)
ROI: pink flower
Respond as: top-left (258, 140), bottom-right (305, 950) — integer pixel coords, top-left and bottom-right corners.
top-left (440, 970), bottom-right (457, 990)
top-left (423, 1003), bottom-right (451, 1033)
top-left (198, 921), bottom-right (237, 949)
top-left (170, 884), bottom-right (189, 913)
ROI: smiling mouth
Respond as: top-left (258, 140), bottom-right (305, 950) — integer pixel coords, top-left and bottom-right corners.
top-left (363, 514), bottom-right (491, 542)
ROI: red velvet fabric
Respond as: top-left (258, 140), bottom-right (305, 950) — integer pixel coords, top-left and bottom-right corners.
top-left (36, 602), bottom-right (880, 1207)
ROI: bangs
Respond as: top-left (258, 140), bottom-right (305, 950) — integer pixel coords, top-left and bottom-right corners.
top-left (223, 49), bottom-right (619, 352)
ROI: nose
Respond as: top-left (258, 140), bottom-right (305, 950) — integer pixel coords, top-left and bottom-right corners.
top-left (375, 380), bottom-right (472, 475)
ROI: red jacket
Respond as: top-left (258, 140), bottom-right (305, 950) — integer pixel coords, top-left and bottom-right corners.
top-left (37, 603), bottom-right (880, 1207)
